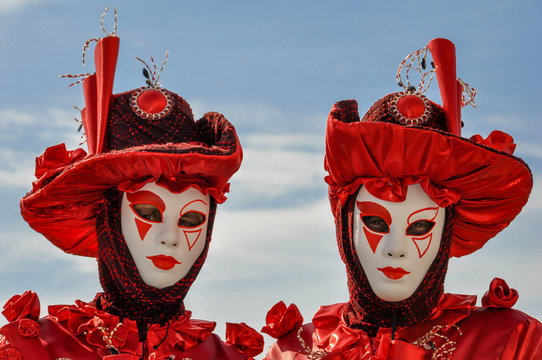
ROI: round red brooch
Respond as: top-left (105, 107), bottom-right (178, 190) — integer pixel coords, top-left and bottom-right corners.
top-left (390, 92), bottom-right (430, 126)
top-left (130, 87), bottom-right (173, 120)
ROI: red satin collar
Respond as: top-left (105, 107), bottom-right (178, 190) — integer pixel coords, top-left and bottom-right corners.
top-left (48, 301), bottom-right (216, 357)
top-left (313, 293), bottom-right (476, 357)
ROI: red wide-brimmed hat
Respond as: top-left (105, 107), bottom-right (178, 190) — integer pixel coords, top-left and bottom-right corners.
top-left (324, 38), bottom-right (532, 258)
top-left (20, 34), bottom-right (242, 258)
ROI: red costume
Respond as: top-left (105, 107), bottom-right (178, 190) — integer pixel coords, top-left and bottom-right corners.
top-left (263, 39), bottom-right (541, 359)
top-left (0, 10), bottom-right (262, 360)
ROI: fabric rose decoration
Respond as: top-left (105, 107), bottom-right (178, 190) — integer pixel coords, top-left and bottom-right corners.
top-left (470, 130), bottom-right (516, 155)
top-left (225, 322), bottom-right (264, 357)
top-left (17, 318), bottom-right (40, 337)
top-left (0, 348), bottom-right (22, 360)
top-left (482, 277), bottom-right (518, 308)
top-left (261, 301), bottom-right (303, 339)
top-left (33, 143), bottom-right (86, 191)
top-left (2, 291), bottom-right (40, 322)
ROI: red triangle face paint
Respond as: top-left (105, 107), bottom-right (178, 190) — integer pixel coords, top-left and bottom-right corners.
top-left (363, 227), bottom-right (383, 254)
top-left (412, 233), bottom-right (433, 258)
top-left (135, 218), bottom-right (152, 240)
top-left (183, 229), bottom-right (202, 250)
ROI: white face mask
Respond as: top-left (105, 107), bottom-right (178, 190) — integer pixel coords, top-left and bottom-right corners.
top-left (353, 183), bottom-right (445, 302)
top-left (121, 182), bottom-right (210, 289)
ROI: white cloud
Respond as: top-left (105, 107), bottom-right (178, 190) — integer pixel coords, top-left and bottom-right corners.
top-left (0, 0), bottom-right (43, 15)
top-left (516, 142), bottom-right (542, 160)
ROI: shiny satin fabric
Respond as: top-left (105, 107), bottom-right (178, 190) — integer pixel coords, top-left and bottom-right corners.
top-left (0, 291), bottom-right (263, 359)
top-left (20, 111), bottom-right (242, 258)
top-left (324, 99), bottom-right (532, 257)
top-left (264, 289), bottom-right (542, 359)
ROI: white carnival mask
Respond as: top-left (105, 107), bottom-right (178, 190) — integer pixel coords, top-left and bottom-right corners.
top-left (121, 182), bottom-right (210, 289)
top-left (353, 183), bottom-right (445, 302)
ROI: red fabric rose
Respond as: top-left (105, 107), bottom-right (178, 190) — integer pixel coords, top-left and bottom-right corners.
top-left (482, 277), bottom-right (519, 309)
top-left (261, 301), bottom-right (303, 339)
top-left (470, 130), bottom-right (516, 155)
top-left (2, 291), bottom-right (40, 322)
top-left (33, 143), bottom-right (86, 190)
top-left (17, 318), bottom-right (40, 337)
top-left (225, 322), bottom-right (264, 357)
top-left (0, 348), bottom-right (22, 360)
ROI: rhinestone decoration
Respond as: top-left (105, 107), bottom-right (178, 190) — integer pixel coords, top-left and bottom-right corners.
top-left (390, 92), bottom-right (431, 126)
top-left (130, 86), bottom-right (173, 120)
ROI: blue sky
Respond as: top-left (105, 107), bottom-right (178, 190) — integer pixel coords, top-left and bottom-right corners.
top-left (0, 0), bottom-right (541, 356)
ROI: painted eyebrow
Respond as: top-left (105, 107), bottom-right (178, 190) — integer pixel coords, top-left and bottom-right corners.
top-left (181, 199), bottom-right (207, 214)
top-left (407, 207), bottom-right (439, 225)
top-left (126, 190), bottom-right (166, 213)
top-left (356, 201), bottom-right (392, 225)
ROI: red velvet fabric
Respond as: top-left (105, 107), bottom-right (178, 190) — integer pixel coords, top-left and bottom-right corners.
top-left (324, 100), bottom-right (532, 257)
top-left (264, 280), bottom-right (542, 359)
top-left (0, 292), bottom-right (262, 359)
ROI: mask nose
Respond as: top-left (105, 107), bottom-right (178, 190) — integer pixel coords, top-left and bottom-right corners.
top-left (382, 227), bottom-right (407, 258)
top-left (156, 218), bottom-right (181, 248)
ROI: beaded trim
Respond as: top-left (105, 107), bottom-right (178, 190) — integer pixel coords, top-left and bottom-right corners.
top-left (390, 92), bottom-right (431, 126)
top-left (297, 327), bottom-right (326, 360)
top-left (414, 324), bottom-right (462, 360)
top-left (130, 87), bottom-right (174, 120)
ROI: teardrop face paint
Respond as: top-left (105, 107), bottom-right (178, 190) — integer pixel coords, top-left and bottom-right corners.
top-left (353, 183), bottom-right (445, 302)
top-left (121, 182), bottom-right (210, 289)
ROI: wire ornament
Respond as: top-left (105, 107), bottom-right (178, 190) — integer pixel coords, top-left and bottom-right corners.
top-left (61, 7), bottom-right (119, 87)
top-left (396, 46), bottom-right (436, 94)
top-left (135, 51), bottom-right (170, 88)
top-left (414, 324), bottom-right (462, 360)
top-left (458, 77), bottom-right (477, 108)
top-left (396, 44), bottom-right (478, 110)
top-left (59, 72), bottom-right (93, 87)
top-left (100, 6), bottom-right (118, 37)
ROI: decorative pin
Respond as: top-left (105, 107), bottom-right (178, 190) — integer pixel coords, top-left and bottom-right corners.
top-left (130, 52), bottom-right (173, 120)
top-left (390, 91), bottom-right (431, 126)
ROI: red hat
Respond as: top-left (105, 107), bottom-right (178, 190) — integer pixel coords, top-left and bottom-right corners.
top-left (324, 38), bottom-right (532, 258)
top-left (20, 34), bottom-right (242, 258)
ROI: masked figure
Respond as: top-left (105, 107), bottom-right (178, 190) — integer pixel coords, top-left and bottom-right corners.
top-left (0, 15), bottom-right (263, 360)
top-left (262, 38), bottom-right (541, 359)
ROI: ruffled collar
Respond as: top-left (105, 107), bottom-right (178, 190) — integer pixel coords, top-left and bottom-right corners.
top-left (312, 293), bottom-right (477, 359)
top-left (48, 299), bottom-right (216, 358)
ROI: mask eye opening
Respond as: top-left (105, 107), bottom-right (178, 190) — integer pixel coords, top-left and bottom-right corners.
top-left (130, 203), bottom-right (163, 223)
top-left (178, 210), bottom-right (206, 228)
top-left (361, 215), bottom-right (390, 234)
top-left (406, 220), bottom-right (435, 236)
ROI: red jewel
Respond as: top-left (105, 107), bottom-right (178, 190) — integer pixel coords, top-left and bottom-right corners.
top-left (390, 92), bottom-right (430, 126)
top-left (130, 87), bottom-right (173, 120)
top-left (137, 88), bottom-right (168, 114)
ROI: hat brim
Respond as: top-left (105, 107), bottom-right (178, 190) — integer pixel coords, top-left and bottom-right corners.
top-left (21, 141), bottom-right (242, 257)
top-left (325, 103), bottom-right (532, 257)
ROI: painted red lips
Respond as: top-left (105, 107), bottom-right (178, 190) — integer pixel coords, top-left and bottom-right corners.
top-left (147, 255), bottom-right (181, 270)
top-left (377, 267), bottom-right (410, 280)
